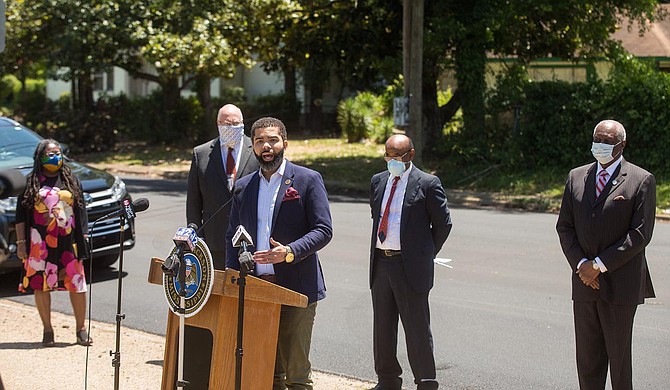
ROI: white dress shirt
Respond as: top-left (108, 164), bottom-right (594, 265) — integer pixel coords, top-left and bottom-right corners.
top-left (255, 159), bottom-right (287, 275)
top-left (375, 163), bottom-right (413, 251)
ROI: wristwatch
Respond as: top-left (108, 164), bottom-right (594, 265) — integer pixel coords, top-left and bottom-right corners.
top-left (285, 245), bottom-right (295, 263)
top-left (592, 260), bottom-right (600, 271)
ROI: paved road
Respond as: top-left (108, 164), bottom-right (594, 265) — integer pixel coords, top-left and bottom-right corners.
top-left (2, 176), bottom-right (668, 389)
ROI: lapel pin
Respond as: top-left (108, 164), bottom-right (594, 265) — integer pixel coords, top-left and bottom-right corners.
top-left (612, 180), bottom-right (618, 186)
top-left (285, 179), bottom-right (291, 185)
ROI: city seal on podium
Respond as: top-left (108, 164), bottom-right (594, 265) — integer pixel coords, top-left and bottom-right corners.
top-left (162, 238), bottom-right (215, 318)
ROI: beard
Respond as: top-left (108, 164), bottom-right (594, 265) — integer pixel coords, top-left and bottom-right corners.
top-left (255, 148), bottom-right (285, 173)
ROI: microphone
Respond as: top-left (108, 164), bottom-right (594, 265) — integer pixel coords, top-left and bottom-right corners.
top-left (98, 198), bottom-right (150, 222)
top-left (232, 225), bottom-right (254, 248)
top-left (162, 223), bottom-right (199, 277)
top-left (173, 223), bottom-right (198, 252)
top-left (232, 225), bottom-right (254, 273)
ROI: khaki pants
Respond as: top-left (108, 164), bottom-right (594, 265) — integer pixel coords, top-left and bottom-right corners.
top-left (273, 302), bottom-right (317, 390)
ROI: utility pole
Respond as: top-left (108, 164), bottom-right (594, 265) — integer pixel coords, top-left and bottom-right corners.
top-left (1, 0), bottom-right (6, 53)
top-left (402, 0), bottom-right (424, 165)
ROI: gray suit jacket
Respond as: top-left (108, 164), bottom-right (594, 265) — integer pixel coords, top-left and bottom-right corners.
top-left (556, 158), bottom-right (656, 305)
top-left (186, 136), bottom-right (259, 260)
top-left (369, 166), bottom-right (452, 293)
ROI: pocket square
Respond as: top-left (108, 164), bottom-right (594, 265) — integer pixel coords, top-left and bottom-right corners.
top-left (282, 186), bottom-right (300, 201)
top-left (613, 195), bottom-right (627, 201)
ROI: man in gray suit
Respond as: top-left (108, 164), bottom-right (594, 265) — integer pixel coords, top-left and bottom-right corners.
top-left (187, 104), bottom-right (259, 269)
top-left (557, 119), bottom-right (656, 390)
top-left (368, 134), bottom-right (452, 390)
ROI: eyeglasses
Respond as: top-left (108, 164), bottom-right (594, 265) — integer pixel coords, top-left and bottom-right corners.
top-left (46, 152), bottom-right (62, 158)
top-left (593, 140), bottom-right (622, 147)
top-left (383, 151), bottom-right (410, 162)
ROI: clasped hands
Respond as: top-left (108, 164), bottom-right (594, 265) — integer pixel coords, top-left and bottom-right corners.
top-left (252, 237), bottom-right (288, 264)
top-left (577, 260), bottom-right (600, 289)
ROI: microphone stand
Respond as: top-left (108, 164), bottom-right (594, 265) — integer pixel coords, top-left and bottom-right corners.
top-left (176, 247), bottom-right (189, 389)
top-left (234, 242), bottom-right (251, 390)
top-left (111, 214), bottom-right (127, 390)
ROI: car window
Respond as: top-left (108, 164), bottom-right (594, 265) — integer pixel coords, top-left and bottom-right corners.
top-left (0, 125), bottom-right (42, 169)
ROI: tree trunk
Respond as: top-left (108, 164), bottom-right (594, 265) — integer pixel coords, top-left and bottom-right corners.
top-left (196, 74), bottom-right (214, 143)
top-left (454, 22), bottom-right (487, 144)
top-left (307, 82), bottom-right (324, 135)
top-left (162, 77), bottom-right (180, 143)
top-left (283, 65), bottom-right (297, 101)
top-left (422, 64), bottom-right (441, 157)
top-left (76, 72), bottom-right (94, 115)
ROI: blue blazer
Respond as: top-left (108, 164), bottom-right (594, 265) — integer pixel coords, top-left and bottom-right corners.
top-left (225, 160), bottom-right (333, 304)
top-left (369, 166), bottom-right (453, 294)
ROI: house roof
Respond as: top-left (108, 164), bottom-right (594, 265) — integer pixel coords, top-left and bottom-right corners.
top-left (612, 4), bottom-right (670, 57)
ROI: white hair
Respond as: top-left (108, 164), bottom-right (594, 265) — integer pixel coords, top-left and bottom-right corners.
top-left (593, 120), bottom-right (626, 142)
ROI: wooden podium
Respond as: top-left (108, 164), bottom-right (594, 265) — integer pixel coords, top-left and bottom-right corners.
top-left (148, 258), bottom-right (307, 389)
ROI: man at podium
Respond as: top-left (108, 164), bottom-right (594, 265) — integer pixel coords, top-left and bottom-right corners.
top-left (226, 116), bottom-right (333, 390)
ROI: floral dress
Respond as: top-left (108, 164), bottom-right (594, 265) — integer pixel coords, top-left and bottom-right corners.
top-left (17, 176), bottom-right (88, 293)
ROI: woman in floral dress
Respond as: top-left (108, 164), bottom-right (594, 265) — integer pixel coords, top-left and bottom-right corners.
top-left (15, 139), bottom-right (92, 346)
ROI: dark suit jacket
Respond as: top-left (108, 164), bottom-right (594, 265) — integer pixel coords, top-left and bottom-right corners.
top-left (556, 158), bottom-right (656, 305)
top-left (225, 160), bottom-right (333, 304)
top-left (369, 166), bottom-right (452, 294)
top-left (186, 136), bottom-right (259, 257)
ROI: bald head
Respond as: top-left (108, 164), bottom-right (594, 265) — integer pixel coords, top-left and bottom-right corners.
top-left (217, 104), bottom-right (243, 125)
top-left (386, 134), bottom-right (414, 151)
top-left (385, 134), bottom-right (415, 165)
top-left (593, 120), bottom-right (626, 143)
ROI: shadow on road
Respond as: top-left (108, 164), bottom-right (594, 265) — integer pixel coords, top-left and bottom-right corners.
top-left (122, 177), bottom-right (186, 197)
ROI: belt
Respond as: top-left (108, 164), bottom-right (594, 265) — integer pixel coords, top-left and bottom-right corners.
top-left (375, 248), bottom-right (402, 258)
top-left (257, 274), bottom-right (277, 283)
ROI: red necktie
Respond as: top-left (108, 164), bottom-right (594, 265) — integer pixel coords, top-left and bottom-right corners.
top-left (595, 170), bottom-right (608, 198)
top-left (378, 176), bottom-right (400, 243)
top-left (226, 147), bottom-right (236, 180)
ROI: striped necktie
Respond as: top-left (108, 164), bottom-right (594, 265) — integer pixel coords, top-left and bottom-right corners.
top-left (378, 176), bottom-right (400, 243)
top-left (595, 170), bottom-right (609, 198)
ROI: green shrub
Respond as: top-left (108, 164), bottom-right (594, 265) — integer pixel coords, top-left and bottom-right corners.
top-left (481, 57), bottom-right (670, 177)
top-left (337, 91), bottom-right (391, 143)
top-left (0, 75), bottom-right (21, 107)
top-left (250, 92), bottom-right (301, 123)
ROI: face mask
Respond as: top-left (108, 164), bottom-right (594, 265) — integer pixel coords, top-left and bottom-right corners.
top-left (41, 154), bottom-right (63, 173)
top-left (591, 142), bottom-right (618, 165)
top-left (387, 159), bottom-right (407, 177)
top-left (218, 124), bottom-right (244, 148)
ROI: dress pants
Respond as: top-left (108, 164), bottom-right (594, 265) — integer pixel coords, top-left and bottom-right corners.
top-left (371, 255), bottom-right (438, 390)
top-left (573, 300), bottom-right (638, 390)
top-left (209, 249), bottom-right (226, 270)
top-left (274, 302), bottom-right (317, 390)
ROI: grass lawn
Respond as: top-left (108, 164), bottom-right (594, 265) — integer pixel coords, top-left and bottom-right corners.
top-left (75, 138), bottom-right (670, 214)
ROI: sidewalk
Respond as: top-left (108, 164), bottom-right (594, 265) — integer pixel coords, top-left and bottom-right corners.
top-left (0, 299), bottom-right (374, 389)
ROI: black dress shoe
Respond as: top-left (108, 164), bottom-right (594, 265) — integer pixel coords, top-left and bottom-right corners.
top-left (369, 383), bottom-right (402, 390)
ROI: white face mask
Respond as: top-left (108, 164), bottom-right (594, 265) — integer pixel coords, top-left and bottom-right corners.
top-left (218, 124), bottom-right (244, 148)
top-left (591, 142), bottom-right (619, 165)
top-left (387, 159), bottom-right (407, 177)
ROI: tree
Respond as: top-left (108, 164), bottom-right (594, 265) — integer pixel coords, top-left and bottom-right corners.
top-left (251, 0), bottom-right (402, 133)
top-left (1, 0), bottom-right (53, 102)
top-left (421, 0), bottom-right (663, 157)
top-left (111, 0), bottom-right (256, 141)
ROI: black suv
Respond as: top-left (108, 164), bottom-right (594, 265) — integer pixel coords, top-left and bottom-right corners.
top-left (0, 117), bottom-right (136, 273)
